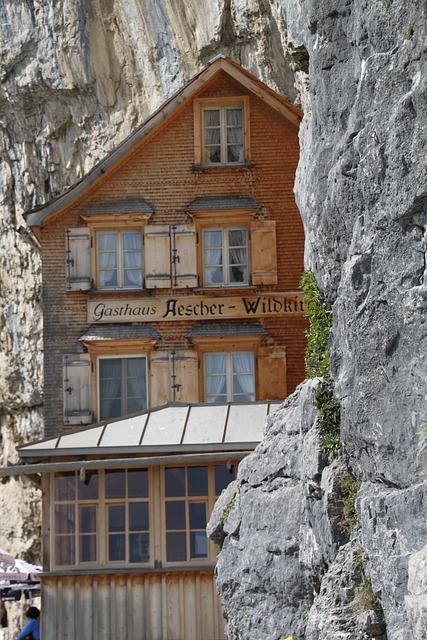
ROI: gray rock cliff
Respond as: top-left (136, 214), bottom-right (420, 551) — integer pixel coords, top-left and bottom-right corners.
top-left (1, 1), bottom-right (426, 639)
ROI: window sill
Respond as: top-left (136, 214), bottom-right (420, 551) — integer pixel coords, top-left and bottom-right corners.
top-left (193, 162), bottom-right (253, 172)
top-left (45, 564), bottom-right (217, 577)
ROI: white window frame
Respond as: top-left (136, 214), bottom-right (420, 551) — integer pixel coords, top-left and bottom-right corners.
top-left (52, 469), bottom-right (151, 570)
top-left (204, 352), bottom-right (255, 403)
top-left (98, 355), bottom-right (148, 421)
top-left (194, 96), bottom-right (250, 166)
top-left (96, 229), bottom-right (144, 290)
top-left (51, 464), bottom-right (236, 570)
top-left (202, 226), bottom-right (249, 287)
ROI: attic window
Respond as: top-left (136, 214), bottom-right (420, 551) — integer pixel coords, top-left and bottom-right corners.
top-left (194, 97), bottom-right (250, 166)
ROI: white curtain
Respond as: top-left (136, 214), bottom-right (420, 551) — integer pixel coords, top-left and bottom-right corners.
top-left (226, 108), bottom-right (244, 162)
top-left (98, 233), bottom-right (118, 287)
top-left (123, 233), bottom-right (142, 287)
top-left (126, 358), bottom-right (147, 412)
top-left (228, 229), bottom-right (248, 283)
top-left (204, 230), bottom-right (223, 284)
top-left (205, 354), bottom-right (227, 402)
top-left (232, 353), bottom-right (254, 400)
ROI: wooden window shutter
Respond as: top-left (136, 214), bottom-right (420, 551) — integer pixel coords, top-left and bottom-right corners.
top-left (65, 228), bottom-right (92, 291)
top-left (150, 350), bottom-right (199, 407)
top-left (173, 350), bottom-right (199, 403)
top-left (171, 224), bottom-right (198, 288)
top-left (63, 354), bottom-right (93, 425)
top-left (144, 225), bottom-right (172, 288)
top-left (250, 220), bottom-right (278, 285)
top-left (150, 351), bottom-right (171, 408)
top-left (257, 346), bottom-right (287, 401)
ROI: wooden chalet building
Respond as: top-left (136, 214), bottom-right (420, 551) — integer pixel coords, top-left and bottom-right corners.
top-left (17, 56), bottom-right (306, 640)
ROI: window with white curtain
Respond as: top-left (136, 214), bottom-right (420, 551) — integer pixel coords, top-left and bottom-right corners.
top-left (99, 356), bottom-right (147, 420)
top-left (202, 105), bottom-right (244, 164)
top-left (204, 352), bottom-right (255, 403)
top-left (203, 228), bottom-right (248, 286)
top-left (97, 231), bottom-right (143, 289)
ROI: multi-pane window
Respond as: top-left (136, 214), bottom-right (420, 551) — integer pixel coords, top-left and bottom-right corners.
top-left (52, 464), bottom-right (236, 569)
top-left (163, 465), bottom-right (236, 564)
top-left (97, 231), bottom-right (143, 289)
top-left (164, 467), bottom-right (208, 563)
top-left (53, 469), bottom-right (149, 567)
top-left (203, 106), bottom-right (244, 164)
top-left (203, 228), bottom-right (248, 286)
top-left (204, 352), bottom-right (255, 403)
top-left (99, 356), bottom-right (147, 421)
top-left (105, 469), bottom-right (149, 563)
top-left (54, 471), bottom-right (99, 566)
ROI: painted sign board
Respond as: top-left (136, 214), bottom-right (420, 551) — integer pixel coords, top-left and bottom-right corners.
top-left (87, 293), bottom-right (307, 323)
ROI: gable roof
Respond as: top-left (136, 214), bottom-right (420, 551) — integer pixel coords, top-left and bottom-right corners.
top-left (25, 55), bottom-right (302, 230)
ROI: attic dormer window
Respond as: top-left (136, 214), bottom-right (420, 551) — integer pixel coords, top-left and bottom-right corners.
top-left (194, 97), bottom-right (250, 166)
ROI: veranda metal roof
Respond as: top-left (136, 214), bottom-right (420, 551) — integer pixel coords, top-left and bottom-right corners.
top-left (18, 402), bottom-right (281, 459)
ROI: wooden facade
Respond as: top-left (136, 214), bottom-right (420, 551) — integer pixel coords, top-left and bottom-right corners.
top-left (22, 56), bottom-right (306, 640)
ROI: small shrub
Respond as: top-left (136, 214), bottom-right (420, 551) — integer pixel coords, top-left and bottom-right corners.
top-left (300, 270), bottom-right (333, 379)
top-left (300, 271), bottom-right (341, 458)
top-left (336, 473), bottom-right (361, 535)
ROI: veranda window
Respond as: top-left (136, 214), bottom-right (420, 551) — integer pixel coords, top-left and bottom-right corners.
top-left (99, 356), bottom-right (147, 420)
top-left (97, 231), bottom-right (143, 289)
top-left (203, 228), bottom-right (248, 286)
top-left (204, 352), bottom-right (255, 403)
top-left (105, 469), bottom-right (150, 563)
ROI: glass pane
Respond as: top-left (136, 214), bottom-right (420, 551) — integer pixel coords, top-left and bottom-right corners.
top-left (123, 233), bottom-right (142, 251)
top-left (54, 473), bottom-right (76, 501)
top-left (165, 467), bottom-right (185, 497)
top-left (108, 505), bottom-right (125, 533)
top-left (187, 467), bottom-right (208, 496)
top-left (80, 534), bottom-right (97, 562)
top-left (205, 147), bottom-right (221, 163)
top-left (190, 531), bottom-right (208, 559)
top-left (204, 249), bottom-right (223, 265)
top-left (80, 505), bottom-right (97, 533)
top-left (204, 109), bottom-right (220, 126)
top-left (229, 229), bottom-right (247, 246)
top-left (165, 501), bottom-right (186, 530)
top-left (166, 532), bottom-right (187, 562)
top-left (227, 145), bottom-right (244, 163)
top-left (204, 128), bottom-right (220, 145)
top-left (204, 230), bottom-right (222, 248)
top-left (108, 534), bottom-right (125, 562)
top-left (205, 354), bottom-right (226, 374)
top-left (99, 253), bottom-right (117, 269)
top-left (123, 269), bottom-right (142, 287)
top-left (127, 358), bottom-right (147, 414)
top-left (99, 270), bottom-right (118, 287)
top-left (129, 502), bottom-right (149, 531)
top-left (205, 266), bottom-right (224, 285)
top-left (215, 465), bottom-right (236, 496)
top-left (189, 502), bottom-right (207, 529)
top-left (101, 398), bottom-right (121, 420)
top-left (77, 472), bottom-right (98, 500)
top-left (129, 533), bottom-right (150, 563)
top-left (55, 504), bottom-right (75, 535)
top-left (128, 469), bottom-right (149, 498)
top-left (226, 108), bottom-right (243, 126)
top-left (105, 470), bottom-right (126, 499)
top-left (230, 265), bottom-right (247, 283)
top-left (100, 359), bottom-right (121, 378)
top-left (98, 233), bottom-right (117, 250)
top-left (55, 535), bottom-right (75, 565)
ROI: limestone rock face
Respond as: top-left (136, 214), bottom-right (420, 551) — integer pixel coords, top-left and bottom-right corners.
top-left (1, 1), bottom-right (427, 640)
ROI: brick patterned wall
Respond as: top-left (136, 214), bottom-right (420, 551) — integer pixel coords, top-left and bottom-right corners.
top-left (40, 71), bottom-right (307, 437)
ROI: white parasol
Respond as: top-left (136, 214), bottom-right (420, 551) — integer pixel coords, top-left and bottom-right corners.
top-left (0, 558), bottom-right (41, 583)
top-left (0, 548), bottom-right (15, 564)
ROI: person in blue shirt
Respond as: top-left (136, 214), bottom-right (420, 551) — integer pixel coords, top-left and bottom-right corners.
top-left (17, 606), bottom-right (40, 640)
